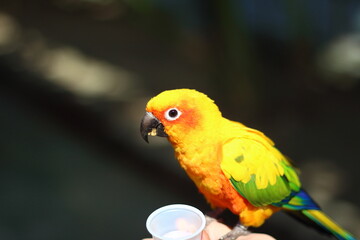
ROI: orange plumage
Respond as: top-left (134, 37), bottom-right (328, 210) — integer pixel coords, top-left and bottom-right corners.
top-left (141, 89), bottom-right (356, 239)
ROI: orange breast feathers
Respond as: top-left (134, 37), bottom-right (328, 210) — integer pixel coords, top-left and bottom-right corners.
top-left (174, 142), bottom-right (279, 227)
top-left (174, 144), bottom-right (247, 213)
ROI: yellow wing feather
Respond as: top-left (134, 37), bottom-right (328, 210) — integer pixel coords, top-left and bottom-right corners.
top-left (221, 123), bottom-right (289, 190)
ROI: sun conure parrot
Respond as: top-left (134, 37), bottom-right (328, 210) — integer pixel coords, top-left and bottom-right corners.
top-left (140, 89), bottom-right (356, 240)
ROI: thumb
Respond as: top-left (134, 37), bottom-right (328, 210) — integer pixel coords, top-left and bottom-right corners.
top-left (202, 230), bottom-right (210, 240)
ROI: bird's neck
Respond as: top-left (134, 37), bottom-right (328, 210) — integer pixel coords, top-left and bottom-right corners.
top-left (168, 126), bottom-right (223, 171)
top-left (172, 138), bottom-right (222, 180)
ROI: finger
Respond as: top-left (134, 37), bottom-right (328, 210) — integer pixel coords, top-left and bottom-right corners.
top-left (204, 221), bottom-right (276, 240)
top-left (236, 233), bottom-right (276, 240)
top-left (204, 221), bottom-right (231, 240)
top-left (202, 230), bottom-right (210, 240)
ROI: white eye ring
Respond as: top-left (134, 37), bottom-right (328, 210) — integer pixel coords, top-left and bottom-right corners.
top-left (165, 108), bottom-right (182, 121)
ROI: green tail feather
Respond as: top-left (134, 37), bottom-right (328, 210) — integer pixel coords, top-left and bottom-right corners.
top-left (276, 189), bottom-right (356, 239)
top-left (287, 209), bottom-right (356, 240)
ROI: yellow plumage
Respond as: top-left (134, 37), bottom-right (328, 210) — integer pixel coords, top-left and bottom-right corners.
top-left (142, 89), bottom-right (356, 239)
top-left (145, 89), bottom-right (283, 226)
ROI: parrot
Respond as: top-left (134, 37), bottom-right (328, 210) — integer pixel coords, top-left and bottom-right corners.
top-left (140, 89), bottom-right (356, 240)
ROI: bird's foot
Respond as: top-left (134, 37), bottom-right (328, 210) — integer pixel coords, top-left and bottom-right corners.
top-left (219, 223), bottom-right (250, 240)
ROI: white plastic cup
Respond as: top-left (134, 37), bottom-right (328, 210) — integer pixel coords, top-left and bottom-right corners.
top-left (146, 204), bottom-right (206, 240)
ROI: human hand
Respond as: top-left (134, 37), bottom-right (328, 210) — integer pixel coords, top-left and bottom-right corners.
top-left (202, 221), bottom-right (275, 240)
top-left (144, 220), bottom-right (275, 240)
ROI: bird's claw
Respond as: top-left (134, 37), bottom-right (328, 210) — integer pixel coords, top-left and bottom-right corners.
top-left (219, 223), bottom-right (250, 240)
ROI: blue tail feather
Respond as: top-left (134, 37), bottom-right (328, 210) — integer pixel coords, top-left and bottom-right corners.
top-left (273, 189), bottom-right (357, 240)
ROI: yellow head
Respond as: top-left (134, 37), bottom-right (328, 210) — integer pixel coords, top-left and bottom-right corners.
top-left (140, 89), bottom-right (222, 145)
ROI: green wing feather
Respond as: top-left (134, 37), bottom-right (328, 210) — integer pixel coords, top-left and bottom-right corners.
top-left (221, 130), bottom-right (301, 207)
top-left (229, 161), bottom-right (300, 207)
top-left (220, 126), bottom-right (356, 239)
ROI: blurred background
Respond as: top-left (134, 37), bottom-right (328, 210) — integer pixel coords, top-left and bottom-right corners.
top-left (0, 0), bottom-right (359, 239)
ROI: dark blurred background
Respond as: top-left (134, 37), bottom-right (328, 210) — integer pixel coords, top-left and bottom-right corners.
top-left (0, 0), bottom-right (359, 239)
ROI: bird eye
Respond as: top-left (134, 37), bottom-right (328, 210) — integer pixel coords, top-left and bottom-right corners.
top-left (165, 108), bottom-right (182, 121)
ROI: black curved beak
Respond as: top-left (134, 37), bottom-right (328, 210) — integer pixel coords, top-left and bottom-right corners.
top-left (140, 112), bottom-right (168, 143)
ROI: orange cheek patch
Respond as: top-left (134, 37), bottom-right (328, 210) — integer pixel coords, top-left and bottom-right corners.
top-left (176, 99), bottom-right (202, 129)
top-left (178, 108), bottom-right (200, 129)
top-left (148, 103), bottom-right (202, 135)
